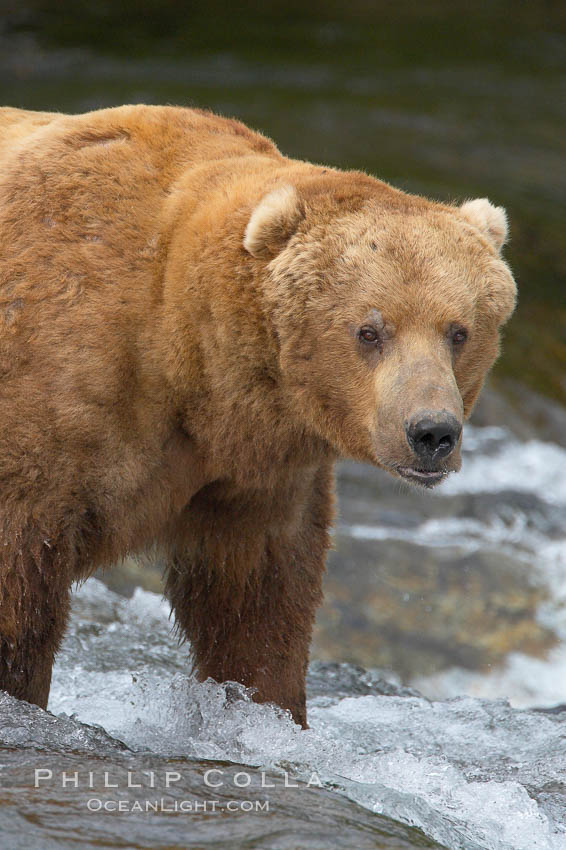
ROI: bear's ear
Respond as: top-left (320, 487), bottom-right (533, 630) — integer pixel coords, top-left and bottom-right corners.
top-left (459, 198), bottom-right (509, 252)
top-left (243, 185), bottom-right (305, 259)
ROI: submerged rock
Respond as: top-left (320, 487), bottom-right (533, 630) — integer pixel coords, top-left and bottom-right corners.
top-left (314, 532), bottom-right (556, 678)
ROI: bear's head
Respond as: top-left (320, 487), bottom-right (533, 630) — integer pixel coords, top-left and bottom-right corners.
top-left (244, 179), bottom-right (516, 487)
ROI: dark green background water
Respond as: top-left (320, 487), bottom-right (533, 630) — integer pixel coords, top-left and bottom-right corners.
top-left (1, 1), bottom-right (565, 401)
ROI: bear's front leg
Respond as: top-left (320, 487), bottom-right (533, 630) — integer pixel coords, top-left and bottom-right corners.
top-left (166, 463), bottom-right (334, 728)
top-left (0, 528), bottom-right (72, 709)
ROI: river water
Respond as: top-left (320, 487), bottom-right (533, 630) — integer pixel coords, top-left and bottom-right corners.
top-left (1, 419), bottom-right (565, 850)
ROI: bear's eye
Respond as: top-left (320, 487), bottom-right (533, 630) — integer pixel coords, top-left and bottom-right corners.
top-left (450, 326), bottom-right (468, 346)
top-left (358, 325), bottom-right (380, 344)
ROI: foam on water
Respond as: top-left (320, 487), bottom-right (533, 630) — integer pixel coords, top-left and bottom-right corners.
top-left (347, 513), bottom-right (537, 554)
top-left (48, 578), bottom-right (566, 850)
top-left (414, 645), bottom-right (566, 708)
top-left (444, 429), bottom-right (566, 506)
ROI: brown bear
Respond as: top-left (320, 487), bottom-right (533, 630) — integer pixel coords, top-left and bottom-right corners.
top-left (0, 105), bottom-right (516, 727)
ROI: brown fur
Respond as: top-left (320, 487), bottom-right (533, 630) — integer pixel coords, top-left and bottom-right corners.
top-left (0, 105), bottom-right (516, 726)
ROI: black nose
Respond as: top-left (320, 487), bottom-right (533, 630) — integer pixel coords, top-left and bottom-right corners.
top-left (406, 413), bottom-right (462, 461)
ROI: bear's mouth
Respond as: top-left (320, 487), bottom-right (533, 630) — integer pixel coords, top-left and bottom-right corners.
top-left (396, 466), bottom-right (450, 488)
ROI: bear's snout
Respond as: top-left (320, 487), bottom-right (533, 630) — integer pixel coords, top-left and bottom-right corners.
top-left (405, 412), bottom-right (462, 463)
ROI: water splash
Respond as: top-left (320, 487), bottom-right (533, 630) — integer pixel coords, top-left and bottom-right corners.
top-left (42, 578), bottom-right (566, 850)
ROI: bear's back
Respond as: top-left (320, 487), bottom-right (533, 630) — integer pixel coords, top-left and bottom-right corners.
top-left (0, 104), bottom-right (280, 177)
top-left (0, 104), bottom-right (282, 348)
top-left (0, 107), bottom-right (60, 159)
